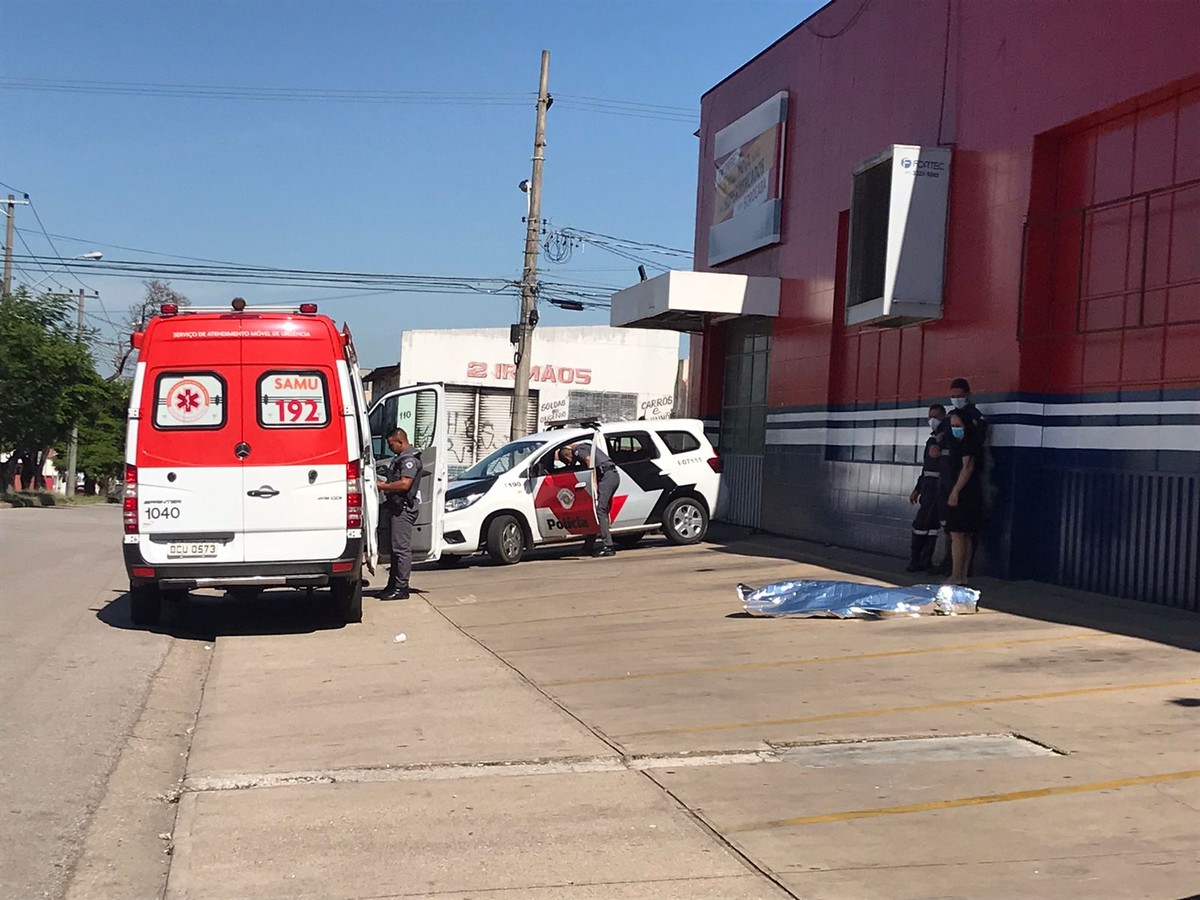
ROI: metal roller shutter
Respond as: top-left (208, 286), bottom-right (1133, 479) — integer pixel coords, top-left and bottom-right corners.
top-left (477, 388), bottom-right (538, 464)
top-left (445, 386), bottom-right (479, 480)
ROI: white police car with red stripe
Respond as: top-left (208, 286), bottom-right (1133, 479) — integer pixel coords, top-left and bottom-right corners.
top-left (430, 418), bottom-right (722, 565)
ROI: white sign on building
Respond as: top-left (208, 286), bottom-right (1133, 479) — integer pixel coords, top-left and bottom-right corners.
top-left (390, 325), bottom-right (681, 476)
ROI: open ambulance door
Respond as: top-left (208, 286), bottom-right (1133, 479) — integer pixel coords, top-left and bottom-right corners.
top-left (367, 382), bottom-right (447, 563)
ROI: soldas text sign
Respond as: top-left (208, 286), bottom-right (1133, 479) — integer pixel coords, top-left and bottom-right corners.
top-left (466, 362), bottom-right (592, 385)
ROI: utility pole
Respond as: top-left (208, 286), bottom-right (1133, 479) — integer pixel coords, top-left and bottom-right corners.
top-left (3, 195), bottom-right (15, 295)
top-left (65, 288), bottom-right (85, 496)
top-left (3, 194), bottom-right (30, 295)
top-left (511, 50), bottom-right (550, 439)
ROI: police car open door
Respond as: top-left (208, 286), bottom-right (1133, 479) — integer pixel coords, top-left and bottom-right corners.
top-left (531, 432), bottom-right (602, 543)
top-left (367, 383), bottom-right (447, 563)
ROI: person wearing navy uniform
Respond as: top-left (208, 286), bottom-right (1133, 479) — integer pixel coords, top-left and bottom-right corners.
top-left (933, 378), bottom-right (988, 575)
top-left (562, 439), bottom-right (620, 558)
top-left (907, 404), bottom-right (946, 572)
top-left (376, 427), bottom-right (423, 600)
top-left (943, 410), bottom-right (985, 586)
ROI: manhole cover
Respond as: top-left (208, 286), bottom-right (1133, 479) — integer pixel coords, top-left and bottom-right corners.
top-left (778, 733), bottom-right (1060, 767)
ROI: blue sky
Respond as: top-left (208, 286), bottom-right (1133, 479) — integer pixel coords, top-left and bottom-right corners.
top-left (2, 0), bottom-right (818, 367)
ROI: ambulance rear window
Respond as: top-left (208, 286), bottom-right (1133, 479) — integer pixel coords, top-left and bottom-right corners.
top-left (153, 372), bottom-right (227, 430)
top-left (258, 371), bottom-right (330, 428)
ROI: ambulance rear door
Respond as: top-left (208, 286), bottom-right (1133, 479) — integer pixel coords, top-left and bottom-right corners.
top-left (368, 383), bottom-right (447, 562)
top-left (134, 325), bottom-right (246, 566)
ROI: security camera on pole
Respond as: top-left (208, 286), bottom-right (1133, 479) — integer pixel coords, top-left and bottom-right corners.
top-left (511, 50), bottom-right (551, 439)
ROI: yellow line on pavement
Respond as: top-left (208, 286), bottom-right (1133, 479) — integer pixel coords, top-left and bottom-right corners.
top-left (546, 631), bottom-right (1116, 687)
top-left (729, 769), bottom-right (1200, 831)
top-left (623, 676), bottom-right (1200, 737)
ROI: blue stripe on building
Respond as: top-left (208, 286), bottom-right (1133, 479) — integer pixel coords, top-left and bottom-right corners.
top-left (717, 397), bottom-right (1200, 612)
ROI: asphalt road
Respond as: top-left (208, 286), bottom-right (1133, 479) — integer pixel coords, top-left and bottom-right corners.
top-left (0, 503), bottom-right (172, 900)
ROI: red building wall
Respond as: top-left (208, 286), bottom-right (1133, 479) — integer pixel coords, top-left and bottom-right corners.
top-left (693, 0), bottom-right (1200, 414)
top-left (690, 0), bottom-right (1200, 607)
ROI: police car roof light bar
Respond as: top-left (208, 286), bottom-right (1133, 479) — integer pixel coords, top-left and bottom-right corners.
top-left (545, 417), bottom-right (602, 430)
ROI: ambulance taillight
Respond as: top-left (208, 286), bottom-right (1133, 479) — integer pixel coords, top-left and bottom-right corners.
top-left (123, 464), bottom-right (139, 533)
top-left (346, 460), bottom-right (363, 530)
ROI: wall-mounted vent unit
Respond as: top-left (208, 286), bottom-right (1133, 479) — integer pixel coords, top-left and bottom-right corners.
top-left (845, 144), bottom-right (952, 327)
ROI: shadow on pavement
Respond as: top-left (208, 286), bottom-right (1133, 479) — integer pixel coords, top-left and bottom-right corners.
top-left (411, 534), bottom-right (677, 571)
top-left (96, 588), bottom-right (348, 641)
top-left (703, 522), bottom-right (1200, 653)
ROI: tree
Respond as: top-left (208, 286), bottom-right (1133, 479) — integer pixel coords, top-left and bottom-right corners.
top-left (111, 280), bottom-right (190, 380)
top-left (76, 378), bottom-right (131, 486)
top-left (0, 288), bottom-right (105, 490)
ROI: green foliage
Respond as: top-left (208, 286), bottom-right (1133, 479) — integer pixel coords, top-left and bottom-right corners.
top-left (77, 379), bottom-right (131, 481)
top-left (0, 288), bottom-right (108, 484)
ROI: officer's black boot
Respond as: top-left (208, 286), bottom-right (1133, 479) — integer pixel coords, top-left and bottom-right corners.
top-left (917, 534), bottom-right (937, 572)
top-left (378, 570), bottom-right (407, 600)
top-left (906, 534), bottom-right (925, 572)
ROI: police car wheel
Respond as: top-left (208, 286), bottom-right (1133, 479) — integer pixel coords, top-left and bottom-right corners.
top-left (486, 515), bottom-right (525, 565)
top-left (129, 583), bottom-right (162, 627)
top-left (662, 497), bottom-right (708, 545)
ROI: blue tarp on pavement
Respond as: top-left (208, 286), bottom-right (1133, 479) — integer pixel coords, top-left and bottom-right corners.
top-left (737, 580), bottom-right (979, 619)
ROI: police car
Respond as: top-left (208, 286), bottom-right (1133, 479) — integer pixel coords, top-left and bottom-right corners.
top-left (367, 385), bottom-right (721, 566)
top-left (436, 417), bottom-right (721, 564)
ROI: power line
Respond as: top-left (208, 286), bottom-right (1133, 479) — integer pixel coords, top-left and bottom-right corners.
top-left (12, 253), bottom-right (525, 297)
top-left (15, 225), bottom-right (261, 267)
top-left (19, 198), bottom-right (122, 331)
top-left (0, 78), bottom-right (697, 123)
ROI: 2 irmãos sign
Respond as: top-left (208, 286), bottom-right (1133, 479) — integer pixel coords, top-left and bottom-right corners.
top-left (466, 362), bottom-right (592, 384)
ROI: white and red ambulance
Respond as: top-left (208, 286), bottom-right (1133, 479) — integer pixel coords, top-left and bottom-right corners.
top-left (121, 299), bottom-right (446, 626)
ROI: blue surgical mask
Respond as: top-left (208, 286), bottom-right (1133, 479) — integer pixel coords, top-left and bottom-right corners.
top-left (951, 426), bottom-right (965, 439)
top-left (950, 397), bottom-right (967, 409)
top-left (929, 417), bottom-right (941, 430)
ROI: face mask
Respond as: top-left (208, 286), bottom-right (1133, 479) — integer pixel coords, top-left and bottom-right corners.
top-left (929, 417), bottom-right (941, 430)
top-left (951, 427), bottom-right (965, 439)
top-left (950, 397), bottom-right (967, 409)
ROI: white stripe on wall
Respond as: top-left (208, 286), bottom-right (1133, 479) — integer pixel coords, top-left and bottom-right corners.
top-left (765, 422), bottom-right (1200, 452)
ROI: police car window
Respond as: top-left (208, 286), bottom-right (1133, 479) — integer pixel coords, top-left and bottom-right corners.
top-left (460, 440), bottom-right (545, 480)
top-left (607, 431), bottom-right (659, 464)
top-left (532, 435), bottom-right (592, 475)
top-left (257, 371), bottom-right (330, 428)
top-left (153, 372), bottom-right (227, 430)
top-left (659, 430), bottom-right (701, 454)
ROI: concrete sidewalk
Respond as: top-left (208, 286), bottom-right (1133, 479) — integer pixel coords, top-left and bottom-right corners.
top-left (165, 532), bottom-right (1200, 899)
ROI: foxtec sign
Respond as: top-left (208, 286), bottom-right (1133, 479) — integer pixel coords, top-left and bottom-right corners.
top-left (708, 91), bottom-right (788, 266)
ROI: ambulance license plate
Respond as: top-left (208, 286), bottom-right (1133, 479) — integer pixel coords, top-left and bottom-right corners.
top-left (167, 542), bottom-right (218, 559)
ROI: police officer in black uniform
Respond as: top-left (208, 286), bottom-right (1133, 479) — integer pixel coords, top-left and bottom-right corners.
top-left (562, 439), bottom-right (620, 558)
top-left (376, 427), bottom-right (423, 600)
top-left (934, 378), bottom-right (987, 574)
top-left (907, 404), bottom-right (946, 572)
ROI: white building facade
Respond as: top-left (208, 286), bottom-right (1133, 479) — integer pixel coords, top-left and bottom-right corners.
top-left (380, 326), bottom-right (681, 477)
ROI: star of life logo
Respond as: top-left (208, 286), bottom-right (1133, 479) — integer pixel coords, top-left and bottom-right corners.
top-left (165, 379), bottom-right (211, 423)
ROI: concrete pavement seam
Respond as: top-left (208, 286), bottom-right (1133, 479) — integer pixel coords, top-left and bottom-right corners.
top-left (424, 596), bottom-right (803, 900)
top-left (63, 637), bottom-right (215, 900)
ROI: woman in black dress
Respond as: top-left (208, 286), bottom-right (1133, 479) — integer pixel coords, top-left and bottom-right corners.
top-left (944, 411), bottom-right (984, 586)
